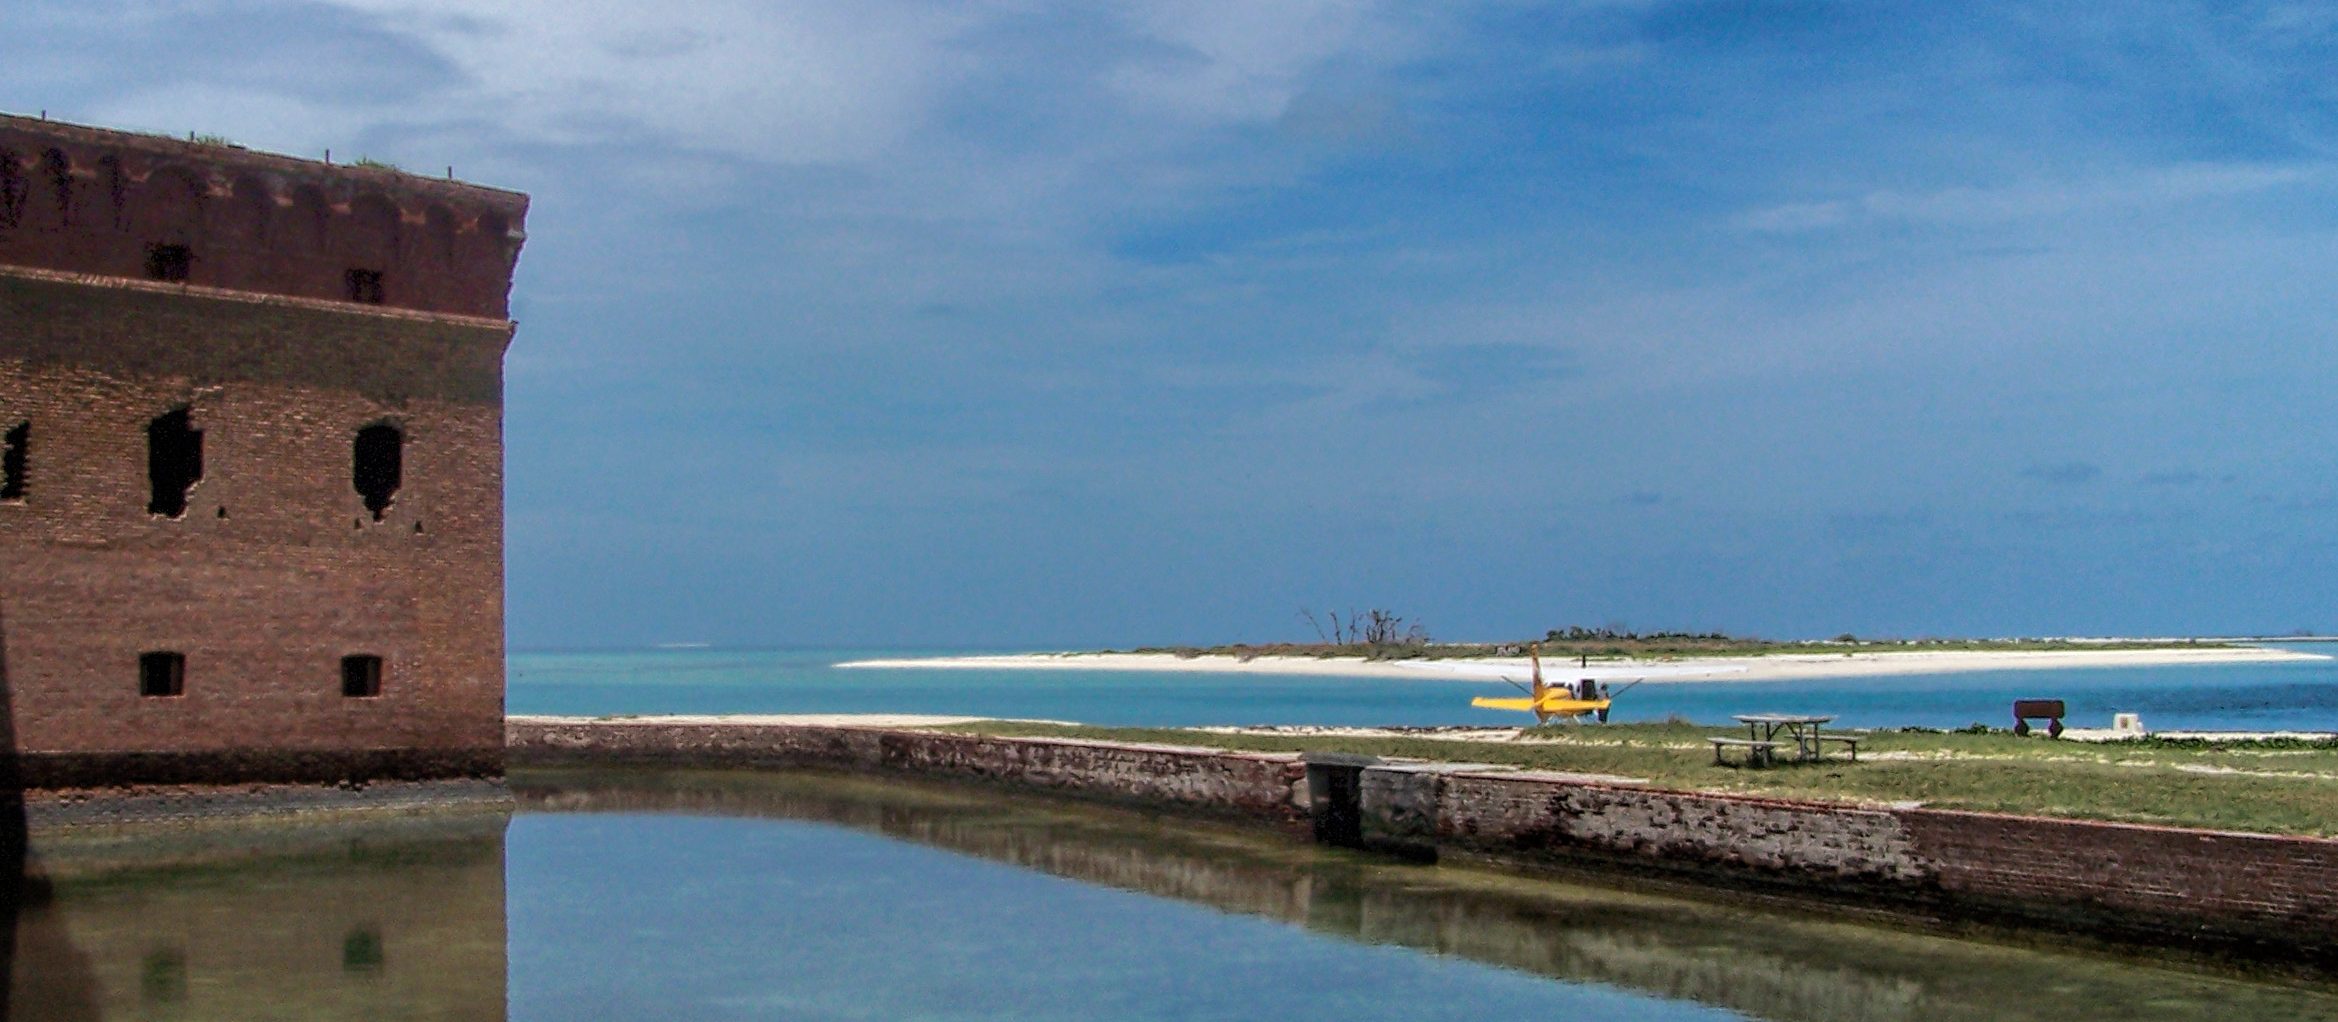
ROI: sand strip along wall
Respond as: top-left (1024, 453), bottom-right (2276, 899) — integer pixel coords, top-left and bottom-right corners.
top-left (506, 718), bottom-right (2338, 967)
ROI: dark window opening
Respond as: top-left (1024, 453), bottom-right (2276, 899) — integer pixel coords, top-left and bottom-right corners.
top-left (146, 407), bottom-right (203, 517)
top-left (342, 927), bottom-right (385, 972)
top-left (345, 268), bottom-right (385, 304)
top-left (42, 148), bottom-right (71, 223)
top-left (139, 651), bottom-right (185, 698)
top-left (0, 148), bottom-right (24, 228)
top-left (341, 655), bottom-right (383, 698)
top-left (146, 243), bottom-right (192, 282)
top-left (1, 421), bottom-right (25, 501)
top-left (101, 154), bottom-right (126, 227)
top-left (353, 423), bottom-right (402, 520)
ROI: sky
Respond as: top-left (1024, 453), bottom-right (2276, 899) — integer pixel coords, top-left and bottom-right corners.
top-left (7, 1), bottom-right (2338, 648)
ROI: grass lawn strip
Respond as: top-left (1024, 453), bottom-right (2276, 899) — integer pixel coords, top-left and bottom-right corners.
top-left (939, 721), bottom-right (2338, 838)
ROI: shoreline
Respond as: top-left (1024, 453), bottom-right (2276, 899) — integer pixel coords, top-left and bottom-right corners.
top-left (834, 645), bottom-right (2326, 684)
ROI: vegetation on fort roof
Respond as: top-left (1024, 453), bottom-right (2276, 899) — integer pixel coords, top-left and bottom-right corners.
top-left (1115, 617), bottom-right (2231, 663)
top-left (944, 720), bottom-right (2338, 837)
top-left (350, 156), bottom-right (402, 171)
top-left (144, 130), bottom-right (240, 148)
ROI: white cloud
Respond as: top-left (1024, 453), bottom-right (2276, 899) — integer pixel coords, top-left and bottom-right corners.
top-left (317, 0), bottom-right (979, 164)
top-left (269, 0), bottom-right (1427, 173)
top-left (1734, 162), bottom-right (2324, 234)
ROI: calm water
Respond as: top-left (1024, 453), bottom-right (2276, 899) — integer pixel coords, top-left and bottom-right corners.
top-left (511, 644), bottom-right (2338, 731)
top-left (9, 768), bottom-right (2337, 1021)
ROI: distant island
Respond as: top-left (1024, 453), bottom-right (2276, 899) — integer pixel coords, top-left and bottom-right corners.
top-left (1110, 625), bottom-right (2243, 664)
top-left (839, 626), bottom-right (2324, 684)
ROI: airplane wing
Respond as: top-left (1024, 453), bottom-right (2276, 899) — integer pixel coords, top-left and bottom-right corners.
top-left (1470, 696), bottom-right (1539, 711)
top-left (1471, 695), bottom-right (1610, 714)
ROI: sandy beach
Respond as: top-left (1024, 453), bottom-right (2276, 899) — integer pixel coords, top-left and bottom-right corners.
top-left (835, 645), bottom-right (2326, 684)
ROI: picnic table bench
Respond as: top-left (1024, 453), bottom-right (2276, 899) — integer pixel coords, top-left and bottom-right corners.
top-left (1708, 736), bottom-right (1781, 767)
top-left (1733, 714), bottom-right (1836, 762)
top-left (1811, 734), bottom-right (1861, 761)
top-left (1719, 714), bottom-right (1863, 766)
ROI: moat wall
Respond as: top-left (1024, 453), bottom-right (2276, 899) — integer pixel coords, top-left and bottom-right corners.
top-left (508, 717), bottom-right (1309, 833)
top-left (509, 718), bottom-right (2338, 967)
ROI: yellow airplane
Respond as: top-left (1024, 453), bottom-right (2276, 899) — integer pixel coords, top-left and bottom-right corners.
top-left (1469, 644), bottom-right (1615, 724)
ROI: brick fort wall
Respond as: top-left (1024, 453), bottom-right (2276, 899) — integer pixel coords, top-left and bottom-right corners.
top-left (0, 114), bottom-right (525, 786)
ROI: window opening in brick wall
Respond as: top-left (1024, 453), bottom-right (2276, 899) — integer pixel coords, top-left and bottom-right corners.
top-left (345, 268), bottom-right (385, 304)
top-left (146, 243), bottom-right (192, 282)
top-left (343, 927), bottom-right (385, 971)
top-left (341, 654), bottom-right (383, 698)
top-left (146, 407), bottom-right (203, 517)
top-left (1, 421), bottom-right (25, 501)
top-left (101, 154), bottom-right (127, 228)
top-left (139, 651), bottom-right (186, 698)
top-left (353, 423), bottom-right (402, 520)
top-left (0, 148), bottom-right (24, 228)
top-left (42, 148), bottom-right (71, 224)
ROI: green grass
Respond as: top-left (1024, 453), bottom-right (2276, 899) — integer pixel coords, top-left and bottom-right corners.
top-left (941, 721), bottom-right (2338, 837)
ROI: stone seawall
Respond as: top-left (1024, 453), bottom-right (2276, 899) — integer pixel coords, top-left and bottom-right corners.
top-left (21, 778), bottom-right (511, 834)
top-left (506, 718), bottom-right (2338, 966)
top-left (1404, 765), bottom-right (2338, 963)
top-left (507, 718), bottom-right (1310, 833)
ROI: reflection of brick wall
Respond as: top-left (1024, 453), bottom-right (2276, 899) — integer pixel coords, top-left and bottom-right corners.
top-left (12, 814), bottom-right (507, 1019)
top-left (0, 116), bottom-right (523, 786)
top-left (0, 115), bottom-right (525, 318)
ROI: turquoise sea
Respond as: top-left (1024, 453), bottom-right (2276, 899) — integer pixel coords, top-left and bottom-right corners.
top-left (510, 643), bottom-right (2338, 732)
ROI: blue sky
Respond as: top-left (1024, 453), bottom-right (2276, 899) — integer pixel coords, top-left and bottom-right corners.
top-left (9, 1), bottom-right (2338, 647)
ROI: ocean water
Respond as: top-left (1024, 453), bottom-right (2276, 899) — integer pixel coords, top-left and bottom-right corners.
top-left (510, 644), bottom-right (2338, 732)
top-left (13, 768), bottom-right (2337, 1021)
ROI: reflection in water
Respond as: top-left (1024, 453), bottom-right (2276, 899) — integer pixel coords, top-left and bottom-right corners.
top-left (516, 767), bottom-right (2338, 1022)
top-left (0, 602), bottom-right (96, 1022)
top-left (5, 766), bottom-right (2334, 1021)
top-left (4, 813), bottom-right (508, 1020)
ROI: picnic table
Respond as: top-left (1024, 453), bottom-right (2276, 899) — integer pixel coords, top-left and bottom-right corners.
top-left (1732, 713), bottom-right (1840, 763)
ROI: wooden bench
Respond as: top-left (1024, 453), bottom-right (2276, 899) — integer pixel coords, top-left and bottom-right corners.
top-left (1709, 737), bottom-right (1779, 767)
top-left (1812, 734), bottom-right (1862, 761)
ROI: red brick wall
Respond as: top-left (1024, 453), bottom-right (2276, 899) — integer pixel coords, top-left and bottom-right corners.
top-left (1902, 809), bottom-right (2338, 956)
top-left (1, 269), bottom-right (511, 784)
top-left (0, 114), bottom-right (525, 319)
top-left (1428, 769), bottom-right (2338, 962)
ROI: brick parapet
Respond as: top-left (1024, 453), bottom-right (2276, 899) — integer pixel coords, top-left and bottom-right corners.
top-left (0, 113), bottom-right (525, 318)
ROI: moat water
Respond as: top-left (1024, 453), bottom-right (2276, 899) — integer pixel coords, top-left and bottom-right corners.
top-left (7, 769), bottom-right (2336, 1021)
top-left (511, 644), bottom-right (2338, 732)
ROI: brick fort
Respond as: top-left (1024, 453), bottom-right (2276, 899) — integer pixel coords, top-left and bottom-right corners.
top-left (0, 113), bottom-right (527, 787)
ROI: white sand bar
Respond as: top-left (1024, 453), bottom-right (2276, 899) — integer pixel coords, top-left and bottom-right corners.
top-left (835, 645), bottom-right (2326, 684)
